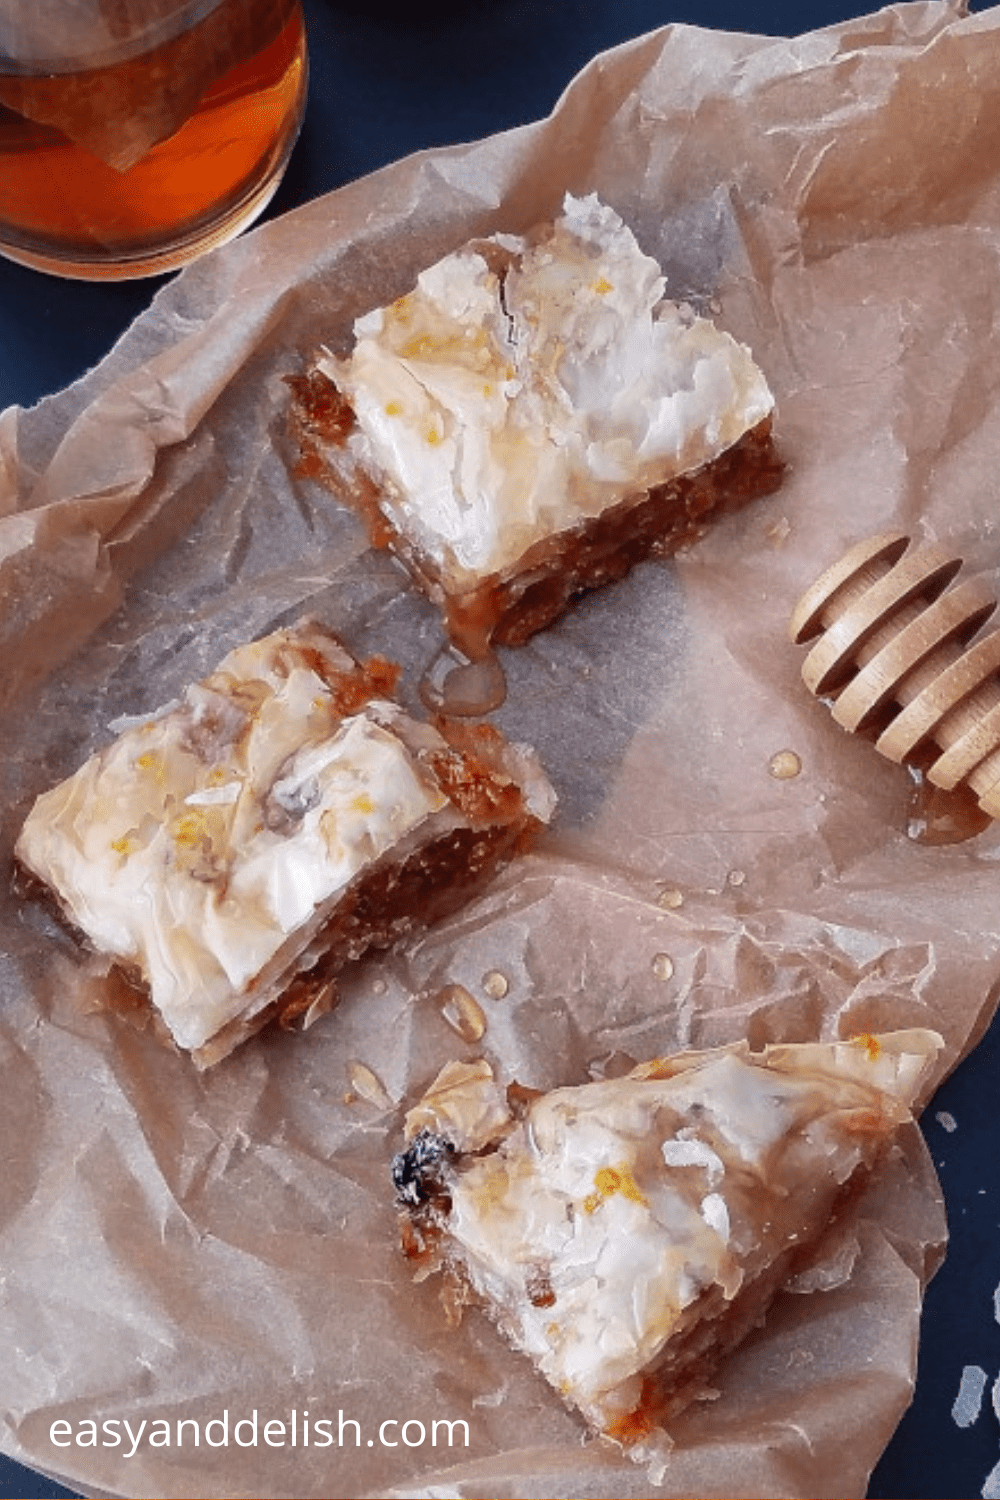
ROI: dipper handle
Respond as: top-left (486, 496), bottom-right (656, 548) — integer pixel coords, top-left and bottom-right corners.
top-left (790, 531), bottom-right (1000, 818)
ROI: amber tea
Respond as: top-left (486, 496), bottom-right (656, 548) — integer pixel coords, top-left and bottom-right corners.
top-left (0, 0), bottom-right (307, 279)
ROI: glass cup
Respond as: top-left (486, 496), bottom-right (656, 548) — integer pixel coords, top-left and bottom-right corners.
top-left (0, 0), bottom-right (307, 280)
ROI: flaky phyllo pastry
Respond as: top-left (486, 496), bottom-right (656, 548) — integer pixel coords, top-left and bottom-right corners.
top-left (15, 622), bottom-right (554, 1066)
top-left (393, 1031), bottom-right (942, 1472)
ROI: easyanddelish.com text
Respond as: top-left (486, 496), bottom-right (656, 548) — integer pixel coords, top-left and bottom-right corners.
top-left (50, 1409), bottom-right (470, 1459)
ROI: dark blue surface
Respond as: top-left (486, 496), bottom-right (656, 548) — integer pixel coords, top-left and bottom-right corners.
top-left (868, 1015), bottom-right (1000, 1500)
top-left (0, 1467), bottom-right (76, 1499)
top-left (1, 2), bottom-right (996, 1497)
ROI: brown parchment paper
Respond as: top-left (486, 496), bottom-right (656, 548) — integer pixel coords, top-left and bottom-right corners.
top-left (3, 2), bottom-right (1000, 1495)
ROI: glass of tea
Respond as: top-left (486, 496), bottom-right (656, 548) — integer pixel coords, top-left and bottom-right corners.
top-left (0, 0), bottom-right (307, 280)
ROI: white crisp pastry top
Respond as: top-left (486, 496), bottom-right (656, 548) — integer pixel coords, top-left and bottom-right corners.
top-left (325, 193), bottom-right (774, 585)
top-left (407, 1031), bottom-right (941, 1435)
top-left (16, 628), bottom-right (448, 1054)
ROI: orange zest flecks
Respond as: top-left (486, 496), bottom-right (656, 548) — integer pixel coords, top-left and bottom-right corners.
top-left (384, 400), bottom-right (403, 417)
top-left (171, 810), bottom-right (207, 847)
top-left (134, 750), bottom-right (167, 787)
top-left (855, 1033), bottom-right (881, 1062)
top-left (351, 793), bottom-right (375, 815)
top-left (400, 332), bottom-right (451, 361)
top-left (592, 276), bottom-right (614, 295)
top-left (110, 834), bottom-right (137, 857)
top-left (584, 1163), bottom-right (647, 1214)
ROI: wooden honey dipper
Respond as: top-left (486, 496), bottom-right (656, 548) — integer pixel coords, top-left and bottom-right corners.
top-left (789, 531), bottom-right (1000, 818)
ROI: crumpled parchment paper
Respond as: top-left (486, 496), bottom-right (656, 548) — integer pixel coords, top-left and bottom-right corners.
top-left (3, 3), bottom-right (1000, 1495)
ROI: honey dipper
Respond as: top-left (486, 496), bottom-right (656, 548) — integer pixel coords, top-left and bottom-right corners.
top-left (789, 531), bottom-right (1000, 818)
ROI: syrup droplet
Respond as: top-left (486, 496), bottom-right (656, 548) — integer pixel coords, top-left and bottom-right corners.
top-left (727, 868), bottom-right (746, 888)
top-left (436, 983), bottom-right (487, 1042)
top-left (482, 969), bottom-right (509, 999)
top-left (347, 1060), bottom-right (393, 1110)
top-left (371, 978), bottom-right (387, 996)
top-left (419, 643), bottom-right (507, 717)
top-left (905, 770), bottom-right (992, 846)
top-left (769, 749), bottom-right (802, 780)
top-left (657, 887), bottom-right (684, 910)
top-left (652, 953), bottom-right (675, 982)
